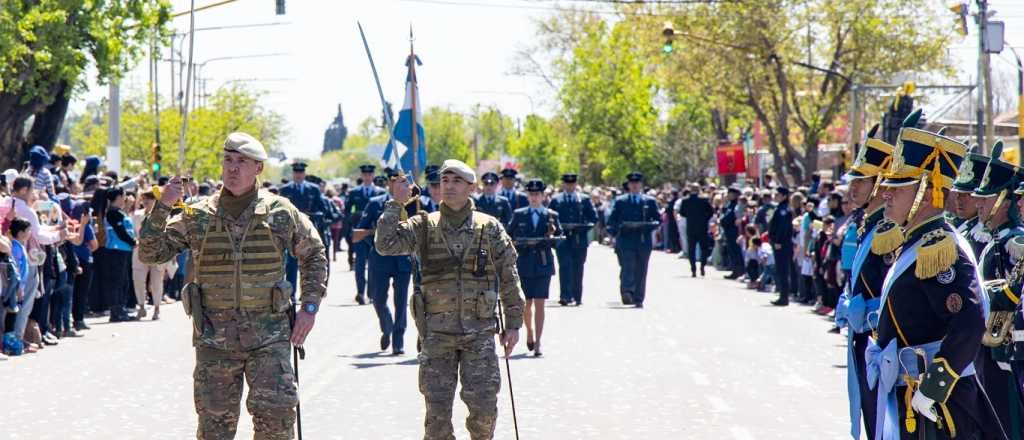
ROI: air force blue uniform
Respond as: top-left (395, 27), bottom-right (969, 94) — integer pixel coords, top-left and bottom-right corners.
top-left (606, 191), bottom-right (660, 307)
top-left (499, 187), bottom-right (529, 212)
top-left (508, 206), bottom-right (562, 299)
top-left (359, 193), bottom-right (417, 352)
top-left (347, 184), bottom-right (386, 300)
top-left (475, 194), bottom-right (513, 226)
top-left (548, 191), bottom-right (597, 305)
top-left (278, 178), bottom-right (329, 289)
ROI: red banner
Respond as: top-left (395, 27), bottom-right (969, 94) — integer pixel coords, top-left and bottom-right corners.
top-left (716, 142), bottom-right (746, 175)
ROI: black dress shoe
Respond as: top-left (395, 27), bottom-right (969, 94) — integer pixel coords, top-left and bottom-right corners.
top-left (355, 295), bottom-right (366, 305)
top-left (692, 271), bottom-right (697, 277)
top-left (620, 292), bottom-right (634, 305)
top-left (700, 266), bottom-right (706, 277)
top-left (827, 327), bottom-right (841, 334)
top-left (725, 273), bottom-right (742, 280)
top-left (526, 340), bottom-right (535, 351)
top-left (770, 300), bottom-right (789, 307)
top-left (73, 321), bottom-right (90, 331)
top-left (392, 348), bottom-right (405, 355)
top-left (380, 334), bottom-right (391, 351)
top-left (558, 300), bottom-right (569, 306)
top-left (634, 303), bottom-right (643, 309)
top-left (574, 300), bottom-right (583, 307)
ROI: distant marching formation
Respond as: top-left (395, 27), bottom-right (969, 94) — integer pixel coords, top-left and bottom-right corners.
top-left (835, 108), bottom-right (1024, 440)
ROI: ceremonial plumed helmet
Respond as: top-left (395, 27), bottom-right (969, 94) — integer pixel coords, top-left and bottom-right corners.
top-left (975, 140), bottom-right (1024, 197)
top-left (881, 109), bottom-right (966, 191)
top-left (846, 124), bottom-right (894, 180)
top-left (951, 144), bottom-right (989, 193)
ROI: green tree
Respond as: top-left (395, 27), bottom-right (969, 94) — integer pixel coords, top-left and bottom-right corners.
top-left (422, 106), bottom-right (472, 165)
top-left (507, 115), bottom-right (572, 183)
top-left (469, 105), bottom-right (516, 162)
top-left (69, 85), bottom-right (287, 180)
top-left (560, 20), bottom-right (660, 184)
top-left (653, 0), bottom-right (953, 184)
top-left (0, 0), bottom-right (171, 167)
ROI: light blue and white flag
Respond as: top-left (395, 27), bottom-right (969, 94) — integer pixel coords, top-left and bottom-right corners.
top-left (383, 54), bottom-right (427, 175)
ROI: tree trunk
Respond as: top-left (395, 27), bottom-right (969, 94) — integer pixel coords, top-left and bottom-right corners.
top-left (26, 81), bottom-right (71, 151)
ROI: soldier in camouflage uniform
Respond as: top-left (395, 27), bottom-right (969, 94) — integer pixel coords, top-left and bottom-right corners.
top-left (375, 159), bottom-right (524, 440)
top-left (138, 132), bottom-right (327, 440)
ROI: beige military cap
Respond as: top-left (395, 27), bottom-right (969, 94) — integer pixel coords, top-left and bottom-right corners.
top-left (439, 159), bottom-right (476, 183)
top-left (223, 132), bottom-right (268, 162)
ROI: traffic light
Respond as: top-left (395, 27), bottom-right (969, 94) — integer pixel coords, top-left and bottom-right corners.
top-left (276, 0), bottom-right (285, 15)
top-left (662, 21), bottom-right (675, 54)
top-left (950, 3), bottom-right (968, 36)
top-left (151, 142), bottom-right (162, 178)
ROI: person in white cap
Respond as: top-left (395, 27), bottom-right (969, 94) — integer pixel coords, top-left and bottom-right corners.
top-left (138, 132), bottom-right (327, 439)
top-left (375, 159), bottom-right (525, 440)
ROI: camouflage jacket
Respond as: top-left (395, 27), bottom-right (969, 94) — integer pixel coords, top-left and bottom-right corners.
top-left (375, 199), bottom-right (524, 334)
top-left (138, 189), bottom-right (328, 350)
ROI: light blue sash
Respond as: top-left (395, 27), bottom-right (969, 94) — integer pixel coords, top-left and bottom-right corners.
top-left (841, 225), bottom-right (881, 440)
top-left (865, 230), bottom-right (984, 440)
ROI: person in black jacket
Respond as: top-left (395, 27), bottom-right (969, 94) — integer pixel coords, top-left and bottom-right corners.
top-left (720, 186), bottom-right (743, 279)
top-left (768, 187), bottom-right (795, 306)
top-left (677, 183), bottom-right (714, 277)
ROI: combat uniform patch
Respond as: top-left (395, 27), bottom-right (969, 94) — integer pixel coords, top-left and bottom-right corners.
top-left (946, 293), bottom-right (963, 313)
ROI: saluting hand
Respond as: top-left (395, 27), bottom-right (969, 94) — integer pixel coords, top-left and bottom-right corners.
top-left (160, 176), bottom-right (184, 207)
top-left (391, 176), bottom-right (412, 205)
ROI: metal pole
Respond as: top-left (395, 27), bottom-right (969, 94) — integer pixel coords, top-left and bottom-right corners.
top-left (178, 0), bottom-right (197, 172)
top-left (169, 34), bottom-right (176, 112)
top-left (977, 1), bottom-right (988, 153)
top-left (409, 26), bottom-right (420, 179)
top-left (1011, 46), bottom-right (1023, 163)
top-left (108, 82), bottom-right (122, 175)
top-left (152, 36), bottom-right (162, 180)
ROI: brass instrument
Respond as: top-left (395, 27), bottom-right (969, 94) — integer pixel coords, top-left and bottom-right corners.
top-left (982, 279), bottom-right (1017, 348)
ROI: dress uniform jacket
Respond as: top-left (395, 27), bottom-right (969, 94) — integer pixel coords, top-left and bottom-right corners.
top-left (507, 206), bottom-right (562, 278)
top-left (474, 193), bottom-right (513, 226)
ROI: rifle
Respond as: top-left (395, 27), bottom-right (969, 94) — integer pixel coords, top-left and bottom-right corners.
top-left (559, 222), bottom-right (595, 230)
top-left (618, 221), bottom-right (661, 229)
top-left (513, 236), bottom-right (566, 246)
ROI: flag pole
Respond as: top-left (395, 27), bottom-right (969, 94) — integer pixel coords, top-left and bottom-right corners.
top-left (357, 21), bottom-right (401, 172)
top-left (409, 25), bottom-right (420, 180)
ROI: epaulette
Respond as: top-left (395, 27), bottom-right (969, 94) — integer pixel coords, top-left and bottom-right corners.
top-left (1007, 235), bottom-right (1024, 264)
top-left (915, 229), bottom-right (957, 280)
top-left (871, 218), bottom-right (904, 256)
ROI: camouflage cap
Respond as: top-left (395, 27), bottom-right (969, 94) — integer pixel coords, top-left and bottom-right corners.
top-left (223, 132), bottom-right (268, 162)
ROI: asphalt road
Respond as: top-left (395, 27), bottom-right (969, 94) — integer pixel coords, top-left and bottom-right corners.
top-left (6, 245), bottom-right (852, 439)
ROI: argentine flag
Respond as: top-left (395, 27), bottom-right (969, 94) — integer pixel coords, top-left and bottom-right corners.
top-left (384, 54), bottom-right (427, 175)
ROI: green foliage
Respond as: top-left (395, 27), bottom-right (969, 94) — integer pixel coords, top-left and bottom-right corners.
top-left (560, 20), bottom-right (660, 183)
top-left (0, 0), bottom-right (171, 99)
top-left (422, 106), bottom-right (472, 165)
top-left (69, 85), bottom-right (288, 180)
top-left (507, 115), bottom-right (572, 183)
top-left (470, 105), bottom-right (516, 161)
top-left (308, 148), bottom-right (372, 180)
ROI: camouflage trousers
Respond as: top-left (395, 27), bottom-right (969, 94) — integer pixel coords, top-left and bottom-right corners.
top-left (194, 341), bottom-right (298, 440)
top-left (419, 331), bottom-right (501, 440)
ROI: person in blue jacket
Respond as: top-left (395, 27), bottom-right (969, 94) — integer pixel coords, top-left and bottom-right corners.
top-left (548, 173), bottom-right (597, 306)
top-left (606, 171), bottom-right (660, 308)
top-left (358, 170), bottom-right (419, 355)
top-left (508, 179), bottom-right (562, 356)
top-left (475, 171), bottom-right (513, 226)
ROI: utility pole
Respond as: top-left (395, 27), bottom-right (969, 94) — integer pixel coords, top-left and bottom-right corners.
top-left (977, 0), bottom-right (991, 152)
top-left (978, 0), bottom-right (987, 152)
top-left (108, 82), bottom-right (121, 174)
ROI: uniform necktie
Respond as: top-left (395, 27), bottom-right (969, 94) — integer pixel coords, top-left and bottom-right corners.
top-left (531, 209), bottom-right (540, 228)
